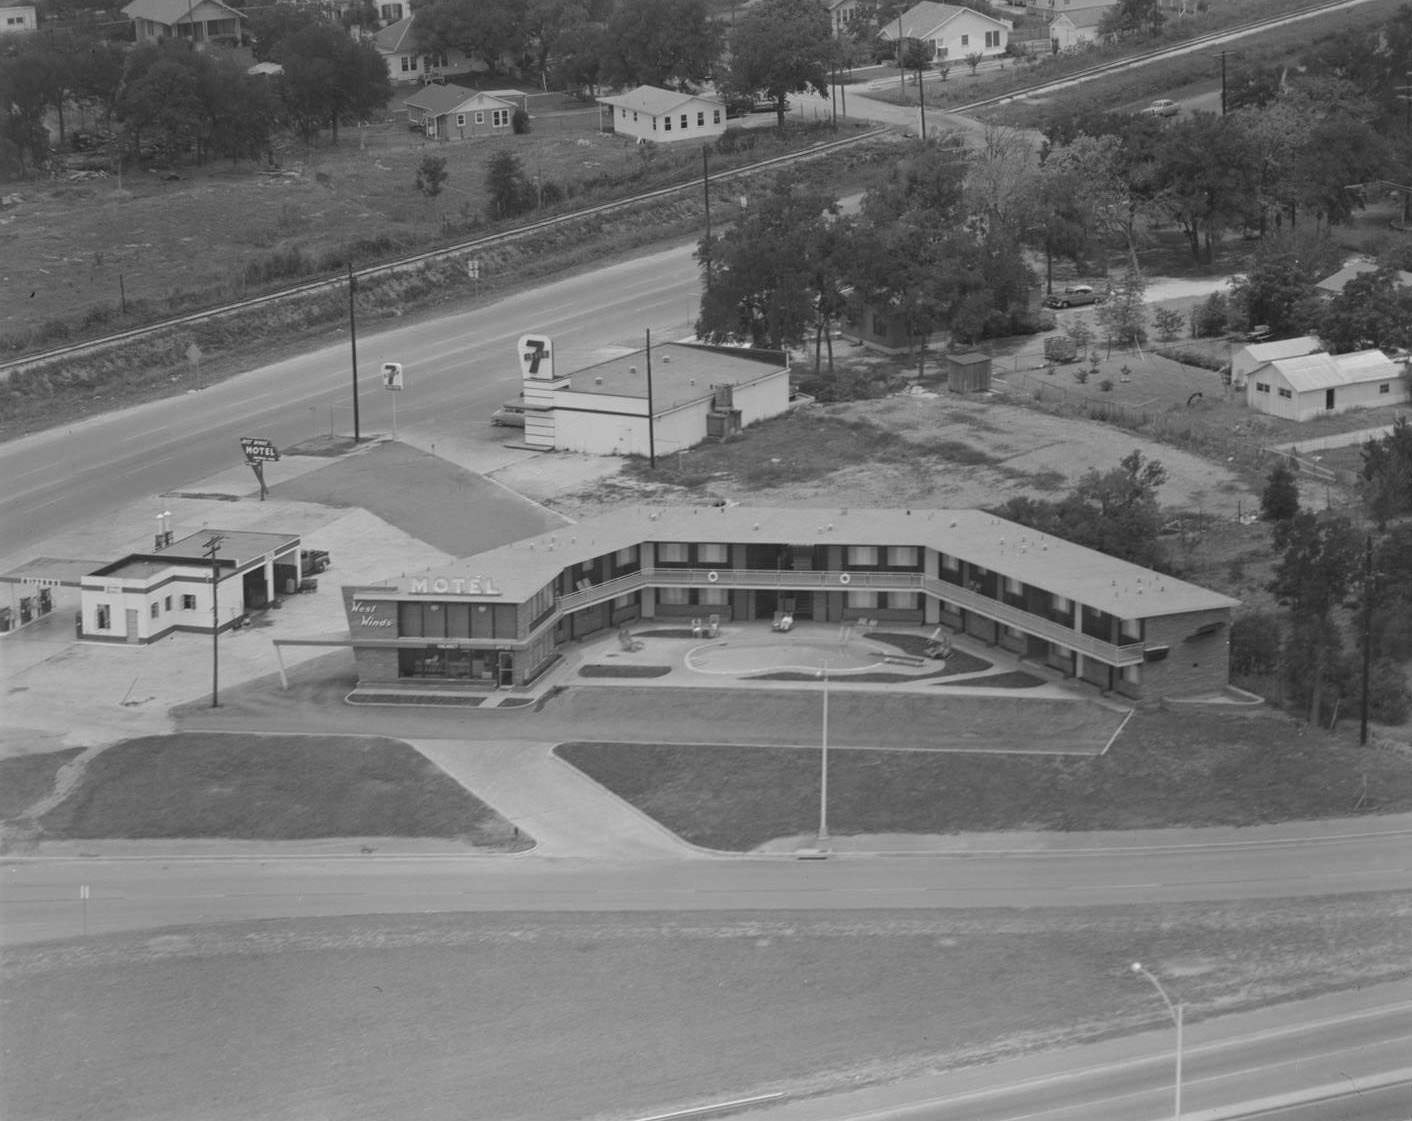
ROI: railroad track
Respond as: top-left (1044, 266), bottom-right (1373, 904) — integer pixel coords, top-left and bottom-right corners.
top-left (0, 127), bottom-right (889, 381)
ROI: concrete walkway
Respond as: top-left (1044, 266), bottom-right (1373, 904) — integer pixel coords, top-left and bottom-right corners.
top-left (407, 739), bottom-right (706, 861)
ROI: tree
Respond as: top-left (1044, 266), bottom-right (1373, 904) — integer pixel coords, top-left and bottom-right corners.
top-left (1260, 461), bottom-right (1300, 523)
top-left (725, 0), bottom-right (834, 129)
top-left (1269, 511), bottom-right (1362, 724)
top-left (485, 149), bottom-right (535, 219)
top-left (696, 173), bottom-right (837, 350)
top-left (275, 24), bottom-right (390, 143)
top-left (1153, 306), bottom-right (1183, 341)
top-left (1229, 610), bottom-right (1282, 676)
top-left (964, 51), bottom-right (983, 76)
top-left (1095, 269), bottom-right (1147, 350)
top-left (0, 39), bottom-right (61, 175)
top-left (1098, 0), bottom-right (1164, 37)
top-left (415, 154), bottom-right (448, 199)
top-left (1148, 112), bottom-right (1255, 264)
top-left (599, 0), bottom-right (720, 90)
top-left (416, 0), bottom-right (525, 74)
top-left (115, 44), bottom-right (206, 163)
top-left (1227, 242), bottom-right (1326, 338)
top-left (245, 2), bottom-right (322, 62)
top-left (1360, 415), bottom-right (1412, 527)
top-left (1319, 267), bottom-right (1412, 354)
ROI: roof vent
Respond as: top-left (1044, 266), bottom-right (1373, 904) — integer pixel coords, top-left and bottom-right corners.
top-left (662, 354), bottom-right (671, 363)
top-left (595, 376), bottom-right (603, 385)
top-left (629, 365), bottom-right (638, 375)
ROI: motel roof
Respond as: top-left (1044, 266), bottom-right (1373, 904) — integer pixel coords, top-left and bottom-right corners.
top-left (366, 506), bottom-right (1239, 618)
top-left (884, 1), bottom-right (1012, 38)
top-left (1232, 336), bottom-right (1322, 366)
top-left (562, 342), bottom-right (788, 413)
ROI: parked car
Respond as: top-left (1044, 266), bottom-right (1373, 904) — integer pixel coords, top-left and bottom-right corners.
top-left (1143, 98), bottom-right (1180, 118)
top-left (1043, 285), bottom-right (1100, 309)
top-left (491, 402), bottom-right (527, 428)
top-left (301, 549), bottom-right (331, 576)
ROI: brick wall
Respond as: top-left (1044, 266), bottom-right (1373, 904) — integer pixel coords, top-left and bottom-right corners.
top-left (354, 646), bottom-right (399, 686)
top-left (1141, 609), bottom-right (1231, 698)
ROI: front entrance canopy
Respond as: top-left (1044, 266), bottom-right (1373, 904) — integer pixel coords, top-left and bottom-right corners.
top-left (0, 558), bottom-right (106, 588)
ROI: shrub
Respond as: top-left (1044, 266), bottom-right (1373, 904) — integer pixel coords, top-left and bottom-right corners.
top-left (1230, 610), bottom-right (1281, 676)
top-left (1368, 659), bottom-right (1411, 725)
top-left (1260, 462), bottom-right (1300, 522)
top-left (511, 107), bottom-right (530, 134)
top-left (1099, 378), bottom-right (1114, 391)
top-left (1154, 306), bottom-right (1184, 341)
top-left (1191, 292), bottom-right (1230, 338)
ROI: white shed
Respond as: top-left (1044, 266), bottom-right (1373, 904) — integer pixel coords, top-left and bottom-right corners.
top-left (1246, 349), bottom-right (1407, 422)
top-left (1229, 335), bottom-right (1321, 390)
top-left (598, 86), bottom-right (726, 144)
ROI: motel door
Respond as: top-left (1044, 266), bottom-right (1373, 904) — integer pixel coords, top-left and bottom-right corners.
top-left (1325, 388), bottom-right (1335, 411)
top-left (125, 608), bottom-right (140, 643)
top-left (497, 651), bottom-right (514, 687)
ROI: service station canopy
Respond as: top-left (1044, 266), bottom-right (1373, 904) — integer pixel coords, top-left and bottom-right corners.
top-left (0, 557), bottom-right (107, 588)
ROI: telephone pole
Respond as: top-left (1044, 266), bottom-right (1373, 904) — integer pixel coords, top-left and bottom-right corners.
top-left (347, 263), bottom-right (361, 442)
top-left (204, 534), bottom-right (224, 708)
top-left (1216, 49), bottom-right (1233, 116)
top-left (1361, 535), bottom-right (1374, 746)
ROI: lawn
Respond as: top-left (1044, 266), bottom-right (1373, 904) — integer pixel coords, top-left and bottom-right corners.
top-left (0, 747), bottom-right (82, 819)
top-left (3, 899), bottom-right (1409, 1121)
top-left (556, 706), bottom-right (1412, 850)
top-left (33, 733), bottom-right (522, 845)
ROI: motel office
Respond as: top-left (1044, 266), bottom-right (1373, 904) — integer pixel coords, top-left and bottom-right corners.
top-left (342, 506), bottom-right (1238, 700)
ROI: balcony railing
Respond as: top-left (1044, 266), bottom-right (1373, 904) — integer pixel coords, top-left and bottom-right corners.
top-left (554, 568), bottom-right (1145, 666)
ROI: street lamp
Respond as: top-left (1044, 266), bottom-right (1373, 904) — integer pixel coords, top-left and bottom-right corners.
top-left (816, 660), bottom-right (830, 847)
top-left (1131, 962), bottom-right (1183, 1121)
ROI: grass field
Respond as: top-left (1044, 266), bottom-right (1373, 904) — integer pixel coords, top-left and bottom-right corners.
top-left (0, 748), bottom-right (81, 819)
top-left (557, 706), bottom-right (1412, 850)
top-left (30, 733), bottom-right (524, 846)
top-left (3, 899), bottom-right (1409, 1121)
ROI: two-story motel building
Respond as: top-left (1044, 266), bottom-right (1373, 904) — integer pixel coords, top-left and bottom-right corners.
top-left (341, 506), bottom-right (1239, 701)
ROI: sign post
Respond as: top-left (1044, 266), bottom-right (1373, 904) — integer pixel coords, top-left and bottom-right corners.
top-left (186, 341), bottom-right (203, 387)
top-left (381, 362), bottom-right (403, 438)
top-left (239, 436), bottom-right (280, 501)
top-left (467, 258), bottom-right (481, 298)
top-left (80, 883), bottom-right (89, 935)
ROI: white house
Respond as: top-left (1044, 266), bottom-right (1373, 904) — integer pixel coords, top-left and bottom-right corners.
top-left (824, 0), bottom-right (868, 33)
top-left (0, 4), bottom-right (38, 33)
top-left (122, 0), bottom-right (243, 45)
top-left (880, 1), bottom-right (1012, 61)
top-left (598, 86), bottom-right (726, 144)
top-left (511, 337), bottom-right (790, 457)
top-left (1246, 349), bottom-right (1407, 422)
top-left (1049, 4), bottom-right (1110, 49)
top-left (404, 84), bottom-right (521, 139)
top-left (1315, 258), bottom-right (1412, 298)
top-left (1229, 335), bottom-right (1321, 390)
top-left (372, 15), bottom-right (471, 84)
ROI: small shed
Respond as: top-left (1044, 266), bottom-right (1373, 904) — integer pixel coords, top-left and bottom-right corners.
top-left (945, 351), bottom-right (992, 393)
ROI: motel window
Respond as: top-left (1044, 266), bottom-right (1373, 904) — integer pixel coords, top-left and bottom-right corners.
top-left (1255, 382), bottom-right (1270, 394)
top-left (659, 586), bottom-right (690, 604)
top-left (985, 30), bottom-right (1000, 47)
top-left (1278, 387), bottom-right (1292, 399)
top-left (96, 604), bottom-right (111, 630)
top-left (1121, 663), bottom-right (1141, 684)
top-left (697, 543), bottom-right (728, 565)
top-left (891, 592), bottom-right (920, 609)
top-left (182, 594), bottom-right (196, 610)
top-left (697, 111), bottom-right (705, 126)
top-left (419, 603), bottom-right (447, 639)
top-left (150, 603), bottom-right (159, 620)
top-left (164, 596), bottom-right (172, 612)
top-left (492, 109), bottom-right (509, 127)
top-left (1381, 383), bottom-right (1391, 394)
top-left (887, 546), bottom-right (918, 567)
top-left (846, 546), bottom-right (878, 566)
top-left (699, 586), bottom-right (728, 605)
top-left (615, 546), bottom-right (639, 566)
top-left (1052, 594), bottom-right (1070, 613)
top-left (847, 590), bottom-right (879, 608)
top-left (681, 114), bottom-right (688, 129)
top-left (1006, 625), bottom-right (1024, 639)
top-left (1004, 576), bottom-right (1023, 597)
top-left (940, 552), bottom-right (958, 571)
top-left (713, 109), bottom-right (721, 123)
top-left (658, 542), bottom-right (689, 564)
top-left (613, 594), bottom-right (635, 609)
top-left (398, 602), bottom-right (423, 636)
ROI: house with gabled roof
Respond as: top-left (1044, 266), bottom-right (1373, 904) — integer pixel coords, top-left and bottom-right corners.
top-left (0, 4), bottom-right (38, 34)
top-left (598, 85), bottom-right (726, 144)
top-left (1314, 258), bottom-right (1412, 298)
top-left (404, 84), bottom-right (522, 139)
top-left (1246, 348), bottom-right (1407, 421)
top-left (372, 14), bottom-right (471, 83)
top-left (122, 0), bottom-right (243, 45)
top-left (1050, 4), bottom-right (1111, 49)
top-left (878, 1), bottom-right (1012, 61)
top-left (1228, 335), bottom-right (1321, 390)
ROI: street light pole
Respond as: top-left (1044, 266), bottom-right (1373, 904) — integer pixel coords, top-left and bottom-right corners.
top-left (817, 660), bottom-right (830, 846)
top-left (204, 534), bottom-right (224, 709)
top-left (1131, 962), bottom-right (1183, 1121)
top-left (347, 263), bottom-right (361, 442)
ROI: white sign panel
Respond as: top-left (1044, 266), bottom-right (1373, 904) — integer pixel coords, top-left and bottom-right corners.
top-left (518, 335), bottom-right (554, 381)
top-left (381, 362), bottom-right (404, 391)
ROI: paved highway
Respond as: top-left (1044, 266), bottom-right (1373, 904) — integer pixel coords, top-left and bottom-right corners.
top-left (0, 237), bottom-right (704, 557)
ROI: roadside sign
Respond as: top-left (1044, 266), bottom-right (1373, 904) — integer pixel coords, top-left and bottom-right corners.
top-left (79, 884), bottom-right (89, 900)
top-left (518, 335), bottom-right (553, 380)
top-left (381, 362), bottom-right (404, 391)
top-left (239, 436), bottom-right (280, 462)
top-left (466, 259), bottom-right (481, 279)
top-left (186, 342), bottom-right (202, 368)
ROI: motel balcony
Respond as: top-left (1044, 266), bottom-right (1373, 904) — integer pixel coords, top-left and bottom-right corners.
top-left (555, 568), bottom-right (1146, 666)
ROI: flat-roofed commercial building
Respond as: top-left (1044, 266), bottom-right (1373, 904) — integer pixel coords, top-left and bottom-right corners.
top-left (341, 506), bottom-right (1238, 700)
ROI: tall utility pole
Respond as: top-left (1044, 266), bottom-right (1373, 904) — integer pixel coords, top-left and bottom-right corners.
top-left (204, 534), bottom-right (224, 708)
top-left (1216, 49), bottom-right (1232, 116)
top-left (702, 146), bottom-right (711, 291)
top-left (347, 263), bottom-right (361, 442)
top-left (917, 56), bottom-right (927, 140)
top-left (1361, 534), bottom-right (1374, 746)
top-left (897, 15), bottom-right (905, 97)
top-left (645, 328), bottom-right (656, 469)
